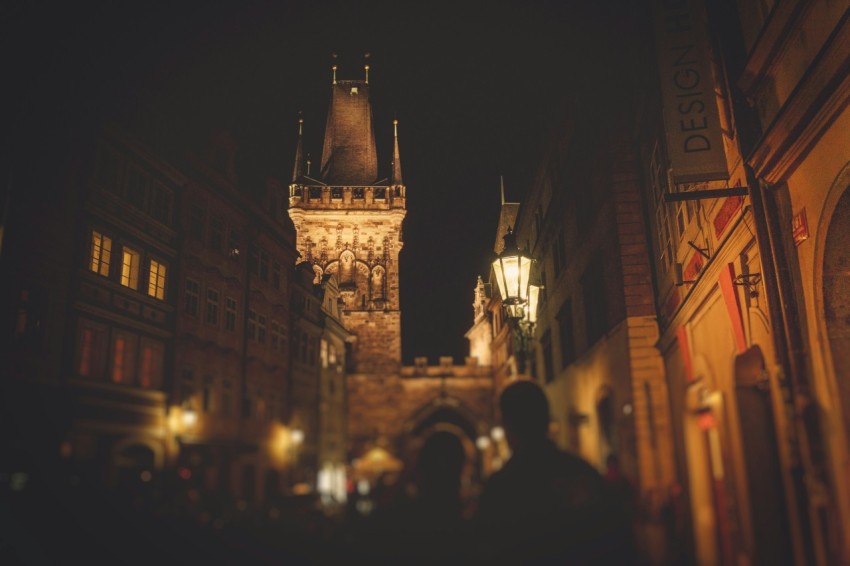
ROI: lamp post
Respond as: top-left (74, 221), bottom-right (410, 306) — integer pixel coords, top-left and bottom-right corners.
top-left (491, 227), bottom-right (540, 375)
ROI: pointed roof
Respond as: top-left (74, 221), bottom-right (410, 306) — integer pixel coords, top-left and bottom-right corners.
top-left (291, 117), bottom-right (304, 183)
top-left (391, 119), bottom-right (403, 185)
top-left (494, 176), bottom-right (520, 253)
top-left (320, 78), bottom-right (378, 185)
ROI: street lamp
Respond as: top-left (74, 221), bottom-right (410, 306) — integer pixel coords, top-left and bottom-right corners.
top-left (491, 227), bottom-right (540, 374)
top-left (492, 227), bottom-right (533, 317)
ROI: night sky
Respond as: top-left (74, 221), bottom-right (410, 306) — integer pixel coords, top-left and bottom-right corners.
top-left (7, 0), bottom-right (630, 363)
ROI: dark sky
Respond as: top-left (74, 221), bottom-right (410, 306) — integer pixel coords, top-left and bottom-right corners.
top-left (6, 0), bottom-right (631, 364)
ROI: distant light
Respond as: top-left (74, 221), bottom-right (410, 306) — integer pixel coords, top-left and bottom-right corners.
top-left (291, 429), bottom-right (304, 445)
top-left (182, 408), bottom-right (198, 428)
top-left (476, 436), bottom-right (491, 450)
top-left (140, 470), bottom-right (152, 482)
top-left (357, 479), bottom-right (370, 495)
top-left (178, 467), bottom-right (192, 480)
top-left (491, 426), bottom-right (505, 441)
top-left (10, 472), bottom-right (28, 492)
top-left (622, 403), bottom-right (633, 416)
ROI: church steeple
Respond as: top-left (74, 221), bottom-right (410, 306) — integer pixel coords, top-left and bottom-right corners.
top-left (320, 63), bottom-right (378, 186)
top-left (291, 116), bottom-right (304, 183)
top-left (391, 119), bottom-right (403, 185)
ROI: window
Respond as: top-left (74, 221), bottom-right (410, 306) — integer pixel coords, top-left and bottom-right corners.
top-left (557, 300), bottom-right (576, 368)
top-left (138, 338), bottom-right (164, 389)
top-left (180, 369), bottom-right (195, 408)
top-left (189, 203), bottom-right (204, 240)
top-left (649, 142), bottom-right (674, 271)
top-left (249, 246), bottom-right (270, 282)
top-left (206, 288), bottom-right (219, 325)
top-left (202, 375), bottom-right (214, 412)
top-left (147, 260), bottom-right (167, 300)
top-left (77, 319), bottom-right (107, 378)
top-left (271, 321), bottom-right (286, 352)
top-left (148, 182), bottom-right (173, 225)
top-left (272, 261), bottom-right (281, 290)
top-left (111, 330), bottom-right (137, 385)
top-left (248, 310), bottom-right (266, 343)
top-left (90, 231), bottom-right (112, 276)
top-left (120, 246), bottom-right (140, 289)
top-left (184, 278), bottom-right (200, 316)
top-left (225, 297), bottom-right (237, 331)
top-left (259, 250), bottom-right (269, 282)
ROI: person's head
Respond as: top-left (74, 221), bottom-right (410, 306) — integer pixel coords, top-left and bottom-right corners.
top-left (418, 430), bottom-right (465, 490)
top-left (499, 379), bottom-right (550, 447)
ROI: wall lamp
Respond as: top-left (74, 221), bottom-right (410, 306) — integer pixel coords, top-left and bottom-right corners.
top-left (734, 273), bottom-right (762, 297)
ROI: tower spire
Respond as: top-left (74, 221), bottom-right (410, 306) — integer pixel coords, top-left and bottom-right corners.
top-left (500, 175), bottom-right (505, 205)
top-left (291, 116), bottom-right (304, 182)
top-left (331, 52), bottom-right (338, 85)
top-left (364, 52), bottom-right (370, 84)
top-left (391, 119), bottom-right (403, 185)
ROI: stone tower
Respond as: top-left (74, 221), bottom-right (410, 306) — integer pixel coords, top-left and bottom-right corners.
top-left (288, 62), bottom-right (406, 374)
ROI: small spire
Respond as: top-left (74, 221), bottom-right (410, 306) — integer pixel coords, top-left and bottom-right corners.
top-left (391, 119), bottom-right (403, 185)
top-left (306, 152), bottom-right (312, 176)
top-left (364, 52), bottom-right (370, 84)
top-left (291, 115), bottom-right (304, 183)
top-left (331, 52), bottom-right (338, 85)
top-left (500, 175), bottom-right (505, 205)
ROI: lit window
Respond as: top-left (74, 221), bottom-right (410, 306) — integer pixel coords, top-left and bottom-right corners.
top-left (147, 260), bottom-right (167, 299)
top-left (121, 247), bottom-right (141, 289)
top-left (225, 297), bottom-right (237, 331)
top-left (90, 231), bottom-right (112, 277)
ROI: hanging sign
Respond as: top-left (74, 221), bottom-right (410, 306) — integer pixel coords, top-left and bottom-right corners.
top-left (652, 0), bottom-right (729, 184)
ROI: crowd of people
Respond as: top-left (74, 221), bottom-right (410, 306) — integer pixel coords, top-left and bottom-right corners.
top-left (3, 380), bottom-right (641, 564)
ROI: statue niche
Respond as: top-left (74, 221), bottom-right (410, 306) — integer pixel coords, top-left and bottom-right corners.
top-left (325, 250), bottom-right (371, 310)
top-left (371, 265), bottom-right (386, 308)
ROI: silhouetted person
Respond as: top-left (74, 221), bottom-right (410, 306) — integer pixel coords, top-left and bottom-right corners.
top-left (475, 379), bottom-right (636, 565)
top-left (356, 431), bottom-right (469, 564)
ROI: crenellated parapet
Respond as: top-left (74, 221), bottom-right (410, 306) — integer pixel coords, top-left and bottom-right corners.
top-left (288, 183), bottom-right (406, 211)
